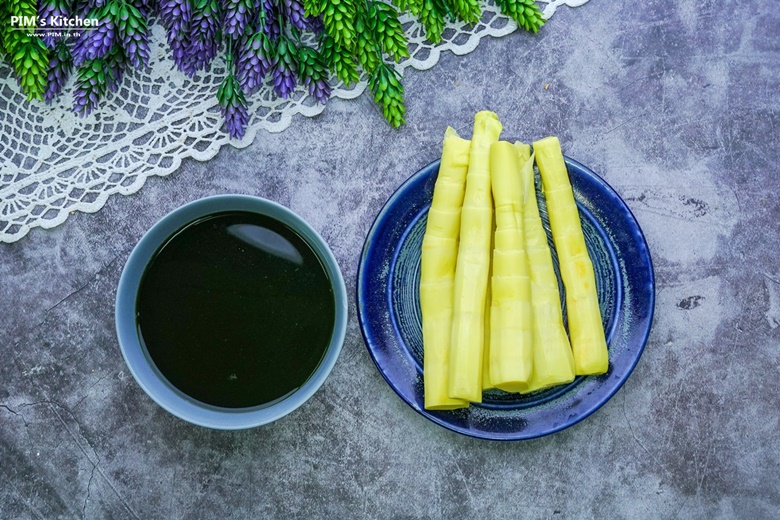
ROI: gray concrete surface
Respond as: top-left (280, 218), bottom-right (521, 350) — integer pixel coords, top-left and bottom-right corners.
top-left (2, 0), bottom-right (779, 518)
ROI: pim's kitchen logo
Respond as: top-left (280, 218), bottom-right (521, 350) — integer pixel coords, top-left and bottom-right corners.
top-left (9, 15), bottom-right (100, 28)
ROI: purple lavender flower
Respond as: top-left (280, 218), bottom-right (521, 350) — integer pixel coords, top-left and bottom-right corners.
top-left (217, 73), bottom-right (249, 139)
top-left (306, 76), bottom-right (330, 104)
top-left (224, 0), bottom-right (254, 40)
top-left (38, 0), bottom-right (70, 48)
top-left (44, 41), bottom-right (74, 103)
top-left (72, 44), bottom-right (126, 116)
top-left (72, 17), bottom-right (116, 67)
top-left (103, 47), bottom-right (127, 92)
top-left (272, 37), bottom-right (297, 98)
top-left (236, 32), bottom-right (276, 94)
top-left (117, 3), bottom-right (151, 68)
top-left (179, 0), bottom-right (221, 75)
top-left (182, 41), bottom-right (219, 75)
top-left (272, 64), bottom-right (295, 98)
top-left (160, 0), bottom-right (192, 37)
top-left (223, 96), bottom-right (249, 139)
top-left (193, 1), bottom-right (221, 48)
top-left (263, 0), bottom-right (281, 41)
top-left (121, 29), bottom-right (151, 68)
top-left (159, 0), bottom-right (193, 71)
top-left (137, 0), bottom-right (157, 17)
top-left (279, 0), bottom-right (307, 31)
top-left (168, 34), bottom-right (190, 70)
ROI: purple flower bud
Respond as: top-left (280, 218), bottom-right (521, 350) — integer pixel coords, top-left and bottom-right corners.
top-left (38, 1), bottom-right (70, 48)
top-left (165, 0), bottom-right (221, 76)
top-left (181, 40), bottom-right (219, 76)
top-left (305, 77), bottom-right (330, 105)
top-left (44, 43), bottom-right (73, 103)
top-left (272, 60), bottom-right (296, 98)
top-left (280, 0), bottom-right (307, 31)
top-left (73, 79), bottom-right (99, 117)
top-left (72, 18), bottom-right (115, 67)
top-left (160, 0), bottom-right (192, 36)
top-left (236, 33), bottom-right (276, 94)
top-left (168, 33), bottom-right (190, 70)
top-left (219, 74), bottom-right (250, 139)
top-left (122, 27), bottom-right (151, 68)
top-left (224, 0), bottom-right (252, 40)
top-left (263, 4), bottom-right (281, 41)
top-left (223, 100), bottom-right (249, 139)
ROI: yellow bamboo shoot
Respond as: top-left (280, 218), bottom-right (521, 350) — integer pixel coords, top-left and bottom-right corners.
top-left (516, 143), bottom-right (575, 391)
top-left (421, 127), bottom-right (471, 410)
top-left (533, 136), bottom-right (608, 375)
top-left (487, 141), bottom-right (533, 393)
top-left (481, 215), bottom-right (495, 391)
top-left (448, 111), bottom-right (502, 402)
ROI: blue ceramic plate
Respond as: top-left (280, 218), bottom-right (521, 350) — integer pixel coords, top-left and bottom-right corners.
top-left (357, 157), bottom-right (655, 440)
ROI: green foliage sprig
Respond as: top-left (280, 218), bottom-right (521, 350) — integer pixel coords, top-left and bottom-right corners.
top-left (5, 0), bottom-right (50, 100)
top-left (1, 0), bottom-right (547, 135)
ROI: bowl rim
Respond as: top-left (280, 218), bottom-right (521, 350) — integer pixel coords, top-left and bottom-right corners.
top-left (115, 194), bottom-right (348, 430)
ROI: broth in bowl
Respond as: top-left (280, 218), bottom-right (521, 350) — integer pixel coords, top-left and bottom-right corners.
top-left (136, 211), bottom-right (336, 409)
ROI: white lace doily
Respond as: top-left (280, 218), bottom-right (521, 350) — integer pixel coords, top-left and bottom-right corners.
top-left (0, 0), bottom-right (588, 243)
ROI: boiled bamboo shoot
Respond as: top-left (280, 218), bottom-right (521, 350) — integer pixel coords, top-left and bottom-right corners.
top-left (533, 136), bottom-right (609, 375)
top-left (421, 127), bottom-right (471, 410)
top-left (448, 111), bottom-right (502, 402)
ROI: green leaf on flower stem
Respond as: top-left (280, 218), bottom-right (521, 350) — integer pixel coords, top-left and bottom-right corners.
top-left (392, 0), bottom-right (423, 16)
top-left (418, 0), bottom-right (446, 44)
top-left (297, 45), bottom-right (329, 86)
top-left (445, 0), bottom-right (480, 24)
top-left (494, 0), bottom-right (545, 33)
top-left (319, 33), bottom-right (360, 86)
top-left (354, 12), bottom-right (380, 73)
top-left (368, 1), bottom-right (409, 63)
top-left (8, 34), bottom-right (49, 101)
top-left (2, 0), bottom-right (48, 100)
top-left (318, 0), bottom-right (357, 50)
top-left (369, 62), bottom-right (405, 128)
top-left (303, 0), bottom-right (322, 17)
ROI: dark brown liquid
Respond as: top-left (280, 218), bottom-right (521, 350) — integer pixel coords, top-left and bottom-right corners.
top-left (136, 211), bottom-right (335, 408)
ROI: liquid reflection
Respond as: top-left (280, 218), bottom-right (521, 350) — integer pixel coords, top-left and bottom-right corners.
top-left (227, 223), bottom-right (304, 265)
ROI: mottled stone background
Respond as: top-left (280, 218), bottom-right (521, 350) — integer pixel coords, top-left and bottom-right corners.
top-left (2, 0), bottom-right (779, 518)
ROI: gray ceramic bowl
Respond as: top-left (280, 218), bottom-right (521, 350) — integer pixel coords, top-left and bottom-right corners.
top-left (115, 195), bottom-right (348, 430)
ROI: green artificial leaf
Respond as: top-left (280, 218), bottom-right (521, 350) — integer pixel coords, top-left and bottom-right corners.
top-left (369, 62), bottom-right (405, 127)
top-left (369, 2), bottom-right (409, 63)
top-left (319, 33), bottom-right (360, 86)
top-left (319, 0), bottom-right (357, 50)
top-left (446, 0), bottom-right (480, 24)
top-left (494, 0), bottom-right (545, 33)
top-left (354, 9), bottom-right (380, 73)
top-left (419, 0), bottom-right (446, 44)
